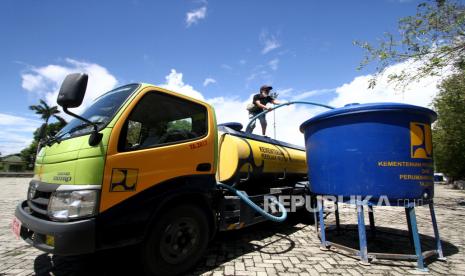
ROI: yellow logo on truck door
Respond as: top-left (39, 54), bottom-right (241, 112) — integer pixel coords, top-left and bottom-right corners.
top-left (410, 122), bottom-right (432, 159)
top-left (110, 168), bottom-right (138, 192)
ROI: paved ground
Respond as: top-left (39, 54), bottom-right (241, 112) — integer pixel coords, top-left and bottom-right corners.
top-left (0, 177), bottom-right (464, 276)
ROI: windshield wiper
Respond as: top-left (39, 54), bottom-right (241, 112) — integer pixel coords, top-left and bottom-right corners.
top-left (45, 135), bottom-right (62, 147)
top-left (48, 121), bottom-right (104, 146)
top-left (65, 122), bottom-right (97, 135)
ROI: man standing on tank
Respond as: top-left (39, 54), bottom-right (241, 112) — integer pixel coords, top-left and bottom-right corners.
top-left (246, 85), bottom-right (280, 135)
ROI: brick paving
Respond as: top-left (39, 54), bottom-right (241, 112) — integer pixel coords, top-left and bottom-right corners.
top-left (0, 177), bottom-right (464, 275)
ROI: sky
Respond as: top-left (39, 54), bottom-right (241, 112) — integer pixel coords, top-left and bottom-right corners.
top-left (0, 0), bottom-right (449, 155)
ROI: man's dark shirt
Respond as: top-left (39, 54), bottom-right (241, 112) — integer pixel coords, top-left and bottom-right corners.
top-left (251, 94), bottom-right (273, 113)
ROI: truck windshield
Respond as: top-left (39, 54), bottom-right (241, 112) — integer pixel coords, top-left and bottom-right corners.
top-left (56, 84), bottom-right (139, 140)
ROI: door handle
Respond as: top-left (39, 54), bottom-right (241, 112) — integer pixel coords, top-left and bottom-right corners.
top-left (196, 163), bottom-right (211, 172)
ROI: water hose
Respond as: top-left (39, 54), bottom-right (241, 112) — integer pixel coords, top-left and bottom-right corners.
top-left (216, 183), bottom-right (287, 222)
top-left (245, 101), bottom-right (335, 133)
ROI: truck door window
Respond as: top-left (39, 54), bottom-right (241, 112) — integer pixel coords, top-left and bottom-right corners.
top-left (120, 92), bottom-right (208, 151)
top-left (126, 121), bottom-right (142, 147)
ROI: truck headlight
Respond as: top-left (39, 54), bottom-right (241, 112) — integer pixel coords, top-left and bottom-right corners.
top-left (48, 190), bottom-right (99, 221)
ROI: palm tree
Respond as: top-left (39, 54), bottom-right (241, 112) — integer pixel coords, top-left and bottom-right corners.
top-left (29, 100), bottom-right (66, 142)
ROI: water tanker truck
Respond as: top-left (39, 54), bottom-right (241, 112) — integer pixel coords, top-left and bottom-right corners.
top-left (12, 73), bottom-right (309, 275)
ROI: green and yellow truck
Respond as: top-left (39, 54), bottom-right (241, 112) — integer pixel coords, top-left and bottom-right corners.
top-left (13, 73), bottom-right (309, 275)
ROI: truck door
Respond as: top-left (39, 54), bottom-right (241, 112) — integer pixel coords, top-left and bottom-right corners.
top-left (100, 89), bottom-right (216, 212)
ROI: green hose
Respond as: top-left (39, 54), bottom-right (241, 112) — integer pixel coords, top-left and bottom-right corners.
top-left (217, 183), bottom-right (287, 222)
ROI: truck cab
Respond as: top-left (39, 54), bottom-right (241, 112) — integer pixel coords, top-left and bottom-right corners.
top-left (15, 74), bottom-right (220, 275)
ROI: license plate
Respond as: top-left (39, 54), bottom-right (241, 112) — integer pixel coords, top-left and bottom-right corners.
top-left (11, 217), bottom-right (21, 239)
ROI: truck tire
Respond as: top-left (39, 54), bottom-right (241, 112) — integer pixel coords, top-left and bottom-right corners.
top-left (143, 205), bottom-right (209, 276)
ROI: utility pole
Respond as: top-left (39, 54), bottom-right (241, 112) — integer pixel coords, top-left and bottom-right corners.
top-left (273, 108), bottom-right (276, 139)
top-left (270, 91), bottom-right (279, 140)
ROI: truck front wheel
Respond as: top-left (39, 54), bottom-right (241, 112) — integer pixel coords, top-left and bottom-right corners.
top-left (143, 205), bottom-right (209, 276)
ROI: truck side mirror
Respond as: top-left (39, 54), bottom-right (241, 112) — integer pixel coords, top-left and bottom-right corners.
top-left (57, 73), bottom-right (88, 108)
top-left (56, 73), bottom-right (103, 146)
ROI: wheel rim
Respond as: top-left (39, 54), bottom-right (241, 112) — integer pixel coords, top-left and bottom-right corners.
top-left (159, 217), bottom-right (200, 264)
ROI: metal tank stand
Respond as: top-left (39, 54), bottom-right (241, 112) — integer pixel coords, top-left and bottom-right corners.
top-left (315, 196), bottom-right (446, 271)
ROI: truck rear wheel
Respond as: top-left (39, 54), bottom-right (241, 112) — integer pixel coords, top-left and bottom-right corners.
top-left (143, 205), bottom-right (209, 276)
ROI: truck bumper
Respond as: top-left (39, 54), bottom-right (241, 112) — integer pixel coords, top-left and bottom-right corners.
top-left (14, 201), bottom-right (96, 256)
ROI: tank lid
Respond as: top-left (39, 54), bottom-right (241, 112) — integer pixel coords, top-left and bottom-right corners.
top-left (299, 102), bottom-right (437, 133)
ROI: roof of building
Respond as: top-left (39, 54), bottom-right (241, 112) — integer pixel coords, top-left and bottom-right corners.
top-left (0, 155), bottom-right (25, 164)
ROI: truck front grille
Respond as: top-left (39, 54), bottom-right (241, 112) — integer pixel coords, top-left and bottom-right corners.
top-left (27, 180), bottom-right (58, 219)
top-left (28, 191), bottom-right (51, 216)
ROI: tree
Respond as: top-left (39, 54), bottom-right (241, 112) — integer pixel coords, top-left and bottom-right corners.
top-left (432, 71), bottom-right (465, 181)
top-left (20, 140), bottom-right (39, 169)
top-left (355, 0), bottom-right (465, 88)
top-left (29, 100), bottom-right (66, 140)
top-left (167, 119), bottom-right (192, 132)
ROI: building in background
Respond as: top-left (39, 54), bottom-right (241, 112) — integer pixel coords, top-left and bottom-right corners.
top-left (0, 154), bottom-right (27, 172)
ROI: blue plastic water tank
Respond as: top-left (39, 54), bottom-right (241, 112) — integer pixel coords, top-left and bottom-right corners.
top-left (299, 103), bottom-right (437, 204)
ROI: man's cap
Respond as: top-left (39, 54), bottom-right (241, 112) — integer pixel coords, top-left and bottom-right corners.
top-left (260, 85), bottom-right (273, 91)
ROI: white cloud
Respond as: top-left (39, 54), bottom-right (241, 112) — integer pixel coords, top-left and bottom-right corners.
top-left (329, 60), bottom-right (451, 108)
top-left (0, 131), bottom-right (33, 156)
top-left (260, 30), bottom-right (281, 54)
top-left (245, 60), bottom-right (279, 85)
top-left (245, 63), bottom-right (272, 84)
top-left (186, 6), bottom-right (207, 27)
top-left (268, 59), bottom-right (279, 71)
top-left (0, 113), bottom-right (42, 155)
top-left (221, 64), bottom-right (232, 70)
top-left (203, 78), bottom-right (217, 87)
top-left (277, 88), bottom-right (293, 98)
top-left (0, 113), bottom-right (41, 128)
top-left (270, 104), bottom-right (326, 144)
top-left (9, 59), bottom-right (118, 155)
top-left (292, 88), bottom-right (336, 101)
top-left (21, 74), bottom-right (45, 92)
top-left (21, 58), bottom-right (118, 116)
top-left (208, 96), bottom-right (251, 125)
top-left (159, 69), bottom-right (205, 100)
